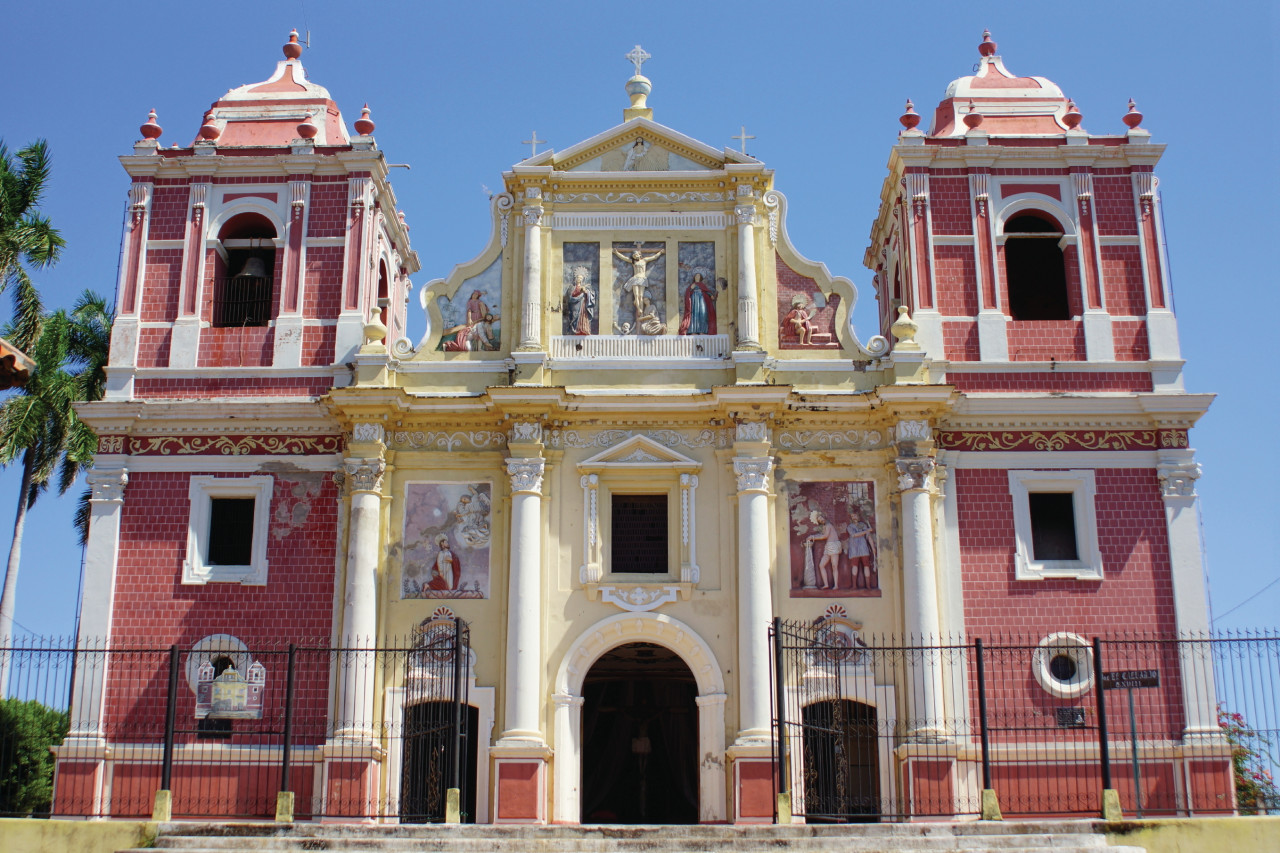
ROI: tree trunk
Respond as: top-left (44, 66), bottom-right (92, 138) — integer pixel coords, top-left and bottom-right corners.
top-left (0, 448), bottom-right (36, 697)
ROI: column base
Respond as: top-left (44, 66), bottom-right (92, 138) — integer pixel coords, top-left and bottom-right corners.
top-left (490, 742), bottom-right (551, 825)
top-left (726, 742), bottom-right (774, 824)
top-left (319, 737), bottom-right (385, 820)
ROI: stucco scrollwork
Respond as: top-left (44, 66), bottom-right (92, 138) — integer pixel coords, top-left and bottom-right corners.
top-left (895, 420), bottom-right (931, 444)
top-left (775, 429), bottom-right (885, 451)
top-left (390, 430), bottom-right (507, 452)
top-left (733, 457), bottom-right (773, 493)
top-left (506, 458), bottom-right (545, 494)
top-left (895, 457), bottom-right (936, 492)
top-left (352, 423), bottom-right (385, 445)
top-left (546, 428), bottom-right (728, 450)
top-left (343, 458), bottom-right (385, 494)
top-left (735, 421), bottom-right (769, 443)
top-left (598, 585), bottom-right (682, 613)
top-left (509, 421), bottom-right (544, 444)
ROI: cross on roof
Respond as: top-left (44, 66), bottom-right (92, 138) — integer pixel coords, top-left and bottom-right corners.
top-left (626, 44), bottom-right (651, 76)
top-left (732, 125), bottom-right (755, 155)
top-left (522, 131), bottom-right (546, 157)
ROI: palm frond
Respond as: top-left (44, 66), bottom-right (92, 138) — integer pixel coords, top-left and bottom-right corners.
top-left (74, 486), bottom-right (91, 547)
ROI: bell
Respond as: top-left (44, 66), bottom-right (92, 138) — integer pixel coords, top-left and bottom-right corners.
top-left (233, 256), bottom-right (269, 279)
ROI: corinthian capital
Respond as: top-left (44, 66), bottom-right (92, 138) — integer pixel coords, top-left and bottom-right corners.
top-left (734, 205), bottom-right (757, 226)
top-left (506, 457), bottom-right (545, 494)
top-left (895, 457), bottom-right (936, 492)
top-left (732, 457), bottom-right (773, 493)
top-left (1158, 462), bottom-right (1201, 499)
top-left (343, 458), bottom-right (385, 494)
top-left (522, 205), bottom-right (544, 228)
top-left (87, 468), bottom-right (129, 503)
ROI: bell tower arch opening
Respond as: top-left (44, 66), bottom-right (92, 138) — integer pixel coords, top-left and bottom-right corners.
top-left (580, 642), bottom-right (698, 825)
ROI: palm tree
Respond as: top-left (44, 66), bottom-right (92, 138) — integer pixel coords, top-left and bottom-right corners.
top-left (1, 140), bottom-right (63, 338)
top-left (0, 293), bottom-right (112, 692)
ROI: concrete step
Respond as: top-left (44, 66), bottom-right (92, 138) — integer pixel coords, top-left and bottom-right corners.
top-left (123, 821), bottom-right (1148, 853)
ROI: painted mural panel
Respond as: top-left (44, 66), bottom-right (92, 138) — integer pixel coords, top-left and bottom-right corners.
top-left (401, 483), bottom-right (491, 599)
top-left (562, 242), bottom-right (600, 335)
top-left (787, 481), bottom-right (878, 597)
top-left (612, 241), bottom-right (667, 335)
top-left (777, 255), bottom-right (841, 349)
top-left (438, 256), bottom-right (502, 351)
top-left (677, 242), bottom-right (718, 335)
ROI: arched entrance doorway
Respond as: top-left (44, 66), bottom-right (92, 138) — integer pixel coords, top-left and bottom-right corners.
top-left (801, 699), bottom-right (880, 822)
top-left (580, 643), bottom-right (698, 824)
top-left (399, 702), bottom-right (479, 823)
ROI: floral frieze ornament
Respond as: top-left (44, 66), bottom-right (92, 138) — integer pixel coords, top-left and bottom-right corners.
top-left (598, 585), bottom-right (682, 612)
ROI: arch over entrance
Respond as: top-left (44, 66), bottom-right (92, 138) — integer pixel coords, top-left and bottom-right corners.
top-left (553, 613), bottom-right (727, 823)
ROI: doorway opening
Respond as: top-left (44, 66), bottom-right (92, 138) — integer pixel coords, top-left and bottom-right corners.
top-left (581, 642), bottom-right (698, 824)
top-left (801, 699), bottom-right (880, 822)
top-left (400, 702), bottom-right (479, 823)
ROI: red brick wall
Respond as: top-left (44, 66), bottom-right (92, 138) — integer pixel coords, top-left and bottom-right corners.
top-left (933, 245), bottom-right (978, 316)
top-left (307, 180), bottom-right (349, 238)
top-left (929, 176), bottom-right (971, 235)
top-left (1093, 173), bottom-right (1138, 235)
top-left (1100, 245), bottom-right (1147, 316)
top-left (148, 186), bottom-right (189, 241)
top-left (304, 246), bottom-right (346, 318)
top-left (955, 467), bottom-right (1176, 637)
top-left (949, 372), bottom-right (1154, 393)
top-left (1113, 319), bottom-right (1150, 361)
top-left (139, 248), bottom-right (182, 322)
top-left (1007, 320), bottom-right (1085, 361)
top-left (133, 376), bottom-right (334, 398)
top-left (942, 320), bottom-right (980, 361)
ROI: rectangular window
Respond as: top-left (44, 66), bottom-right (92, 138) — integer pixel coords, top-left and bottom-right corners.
top-left (611, 494), bottom-right (668, 574)
top-left (1008, 470), bottom-right (1103, 581)
top-left (184, 475), bottom-right (273, 585)
top-left (1028, 492), bottom-right (1078, 561)
top-left (207, 498), bottom-right (256, 566)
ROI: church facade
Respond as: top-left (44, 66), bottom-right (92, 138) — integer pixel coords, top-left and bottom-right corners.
top-left (54, 30), bottom-right (1222, 824)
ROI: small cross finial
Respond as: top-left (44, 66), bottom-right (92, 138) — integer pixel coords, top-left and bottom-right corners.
top-left (522, 131), bottom-right (546, 157)
top-left (626, 44), bottom-right (651, 76)
top-left (732, 125), bottom-right (755, 155)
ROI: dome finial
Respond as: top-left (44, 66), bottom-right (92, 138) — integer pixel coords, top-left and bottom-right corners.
top-left (355, 104), bottom-right (376, 136)
top-left (1122, 98), bottom-right (1143, 129)
top-left (140, 109), bottom-right (163, 140)
top-left (284, 29), bottom-right (304, 60)
top-left (297, 112), bottom-right (319, 140)
top-left (963, 101), bottom-right (984, 129)
top-left (199, 110), bottom-right (220, 141)
top-left (978, 29), bottom-right (997, 57)
top-left (1064, 99), bottom-right (1083, 130)
top-left (899, 99), bottom-right (921, 130)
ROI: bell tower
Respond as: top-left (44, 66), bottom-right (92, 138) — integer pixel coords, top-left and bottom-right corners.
top-left (866, 31), bottom-right (1181, 393)
top-left (107, 30), bottom-right (417, 400)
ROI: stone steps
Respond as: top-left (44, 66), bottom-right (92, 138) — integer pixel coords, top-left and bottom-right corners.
top-left (124, 821), bottom-right (1147, 853)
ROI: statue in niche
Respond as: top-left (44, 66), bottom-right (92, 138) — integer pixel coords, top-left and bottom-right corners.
top-left (622, 138), bottom-right (651, 171)
top-left (678, 271), bottom-right (717, 335)
top-left (784, 292), bottom-right (816, 345)
top-left (635, 296), bottom-right (666, 335)
top-left (564, 267), bottom-right (597, 336)
top-left (614, 245), bottom-right (665, 325)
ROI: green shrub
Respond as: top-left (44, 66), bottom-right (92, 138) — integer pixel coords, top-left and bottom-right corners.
top-left (0, 697), bottom-right (69, 816)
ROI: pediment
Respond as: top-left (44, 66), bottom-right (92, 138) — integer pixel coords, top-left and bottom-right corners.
top-left (578, 434), bottom-right (701, 471)
top-left (538, 118), bottom-right (757, 173)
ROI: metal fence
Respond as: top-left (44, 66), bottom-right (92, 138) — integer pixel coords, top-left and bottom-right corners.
top-left (771, 622), bottom-right (1279, 822)
top-left (0, 619), bottom-right (471, 822)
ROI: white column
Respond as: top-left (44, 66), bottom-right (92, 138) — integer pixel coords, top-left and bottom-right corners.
top-left (897, 455), bottom-right (947, 740)
top-left (733, 456), bottom-right (773, 741)
top-left (335, 456), bottom-right (384, 741)
top-left (501, 456), bottom-right (546, 743)
top-left (551, 692), bottom-right (584, 822)
top-left (65, 466), bottom-right (128, 744)
top-left (735, 204), bottom-right (760, 349)
top-left (696, 692), bottom-right (729, 822)
top-left (519, 194), bottom-right (544, 350)
top-left (1157, 459), bottom-right (1220, 739)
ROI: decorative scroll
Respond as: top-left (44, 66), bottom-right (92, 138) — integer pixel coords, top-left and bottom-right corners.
top-left (598, 585), bottom-right (682, 613)
top-left (97, 435), bottom-right (126, 454)
top-left (776, 430), bottom-right (886, 451)
top-left (389, 431), bottom-right (507, 451)
top-left (552, 191), bottom-right (725, 204)
top-left (547, 428), bottom-right (729, 450)
top-left (936, 429), bottom-right (1174, 452)
top-left (129, 434), bottom-right (343, 456)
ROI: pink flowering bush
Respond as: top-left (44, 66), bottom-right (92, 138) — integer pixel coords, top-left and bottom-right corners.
top-left (1219, 705), bottom-right (1278, 814)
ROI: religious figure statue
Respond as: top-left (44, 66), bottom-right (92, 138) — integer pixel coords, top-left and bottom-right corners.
top-left (785, 293), bottom-right (816, 345)
top-left (564, 267), bottom-right (597, 335)
top-left (622, 138), bottom-right (650, 171)
top-left (615, 245), bottom-right (665, 320)
top-left (465, 289), bottom-right (489, 325)
top-left (635, 296), bottom-right (666, 336)
top-left (844, 504), bottom-right (876, 590)
top-left (454, 488), bottom-right (492, 548)
top-left (678, 272), bottom-right (716, 335)
top-left (477, 313), bottom-right (500, 350)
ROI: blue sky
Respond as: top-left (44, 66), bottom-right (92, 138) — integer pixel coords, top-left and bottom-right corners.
top-left (0, 1), bottom-right (1276, 639)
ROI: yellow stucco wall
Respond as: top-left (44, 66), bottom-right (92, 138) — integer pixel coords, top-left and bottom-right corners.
top-left (0, 819), bottom-right (155, 853)
top-left (1106, 817), bottom-right (1280, 853)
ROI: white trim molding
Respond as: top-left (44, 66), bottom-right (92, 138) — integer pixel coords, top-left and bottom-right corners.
top-left (183, 475), bottom-right (273, 585)
top-left (1008, 469), bottom-right (1103, 581)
